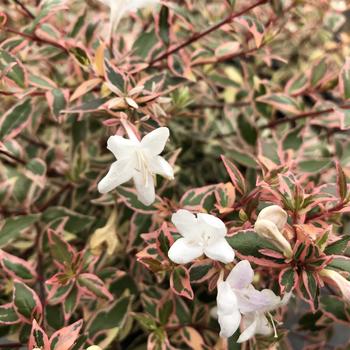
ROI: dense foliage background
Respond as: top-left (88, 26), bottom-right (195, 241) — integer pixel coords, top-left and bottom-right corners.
top-left (0, 0), bottom-right (350, 349)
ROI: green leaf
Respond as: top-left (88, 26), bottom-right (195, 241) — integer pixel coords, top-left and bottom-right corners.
top-left (158, 6), bottom-right (170, 45)
top-left (0, 214), bottom-right (40, 248)
top-left (104, 60), bottom-right (125, 93)
top-left (257, 93), bottom-right (300, 114)
top-left (0, 304), bottom-right (20, 325)
top-left (227, 230), bottom-right (281, 258)
top-left (46, 88), bottom-right (68, 119)
top-left (320, 295), bottom-right (350, 323)
top-left (13, 281), bottom-right (41, 322)
top-left (0, 49), bottom-right (27, 88)
top-left (48, 230), bottom-right (75, 266)
top-left (327, 257), bottom-right (350, 273)
top-left (170, 265), bottom-right (193, 300)
top-left (87, 295), bottom-right (132, 336)
top-left (279, 267), bottom-right (297, 293)
top-left (0, 99), bottom-right (32, 141)
top-left (228, 148), bottom-right (257, 168)
top-left (298, 159), bottom-right (331, 173)
top-left (42, 207), bottom-right (94, 233)
top-left (132, 30), bottom-right (158, 59)
top-left (339, 58), bottom-right (350, 100)
top-left (311, 59), bottom-right (327, 87)
top-left (69, 46), bottom-right (91, 68)
top-left (237, 114), bottom-right (257, 146)
top-left (324, 236), bottom-right (350, 255)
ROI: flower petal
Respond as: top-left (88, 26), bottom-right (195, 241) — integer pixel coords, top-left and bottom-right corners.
top-left (255, 313), bottom-right (273, 336)
top-left (168, 238), bottom-right (203, 264)
top-left (141, 127), bottom-right (170, 156)
top-left (149, 156), bottom-right (174, 179)
top-left (204, 238), bottom-right (235, 263)
top-left (171, 209), bottom-right (199, 240)
top-left (98, 159), bottom-right (133, 194)
top-left (197, 213), bottom-right (227, 237)
top-left (217, 281), bottom-right (238, 314)
top-left (218, 309), bottom-right (241, 338)
top-left (227, 260), bottom-right (254, 290)
top-left (133, 172), bottom-right (155, 206)
top-left (237, 313), bottom-right (258, 343)
top-left (256, 205), bottom-right (287, 231)
top-left (107, 135), bottom-right (139, 159)
top-left (126, 0), bottom-right (159, 12)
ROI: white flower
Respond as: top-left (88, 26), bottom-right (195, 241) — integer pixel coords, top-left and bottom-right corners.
top-left (216, 260), bottom-right (290, 341)
top-left (216, 260), bottom-right (255, 338)
top-left (86, 346), bottom-right (102, 350)
top-left (98, 127), bottom-right (174, 206)
top-left (98, 0), bottom-right (160, 41)
top-left (167, 209), bottom-right (235, 264)
top-left (254, 205), bottom-right (293, 258)
top-left (320, 269), bottom-right (350, 301)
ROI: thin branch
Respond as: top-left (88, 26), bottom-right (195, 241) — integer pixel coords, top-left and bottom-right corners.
top-left (148, 0), bottom-right (268, 67)
top-left (261, 104), bottom-right (350, 129)
top-left (38, 183), bottom-right (72, 212)
top-left (306, 202), bottom-right (346, 222)
top-left (2, 27), bottom-right (68, 53)
top-left (0, 149), bottom-right (26, 165)
top-left (12, 0), bottom-right (35, 19)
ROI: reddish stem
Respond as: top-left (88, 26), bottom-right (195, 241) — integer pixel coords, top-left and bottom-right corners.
top-left (148, 0), bottom-right (268, 67)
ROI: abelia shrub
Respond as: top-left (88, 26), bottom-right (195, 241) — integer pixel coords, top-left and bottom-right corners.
top-left (0, 0), bottom-right (350, 349)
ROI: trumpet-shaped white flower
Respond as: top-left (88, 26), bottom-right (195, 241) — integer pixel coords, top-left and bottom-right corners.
top-left (254, 205), bottom-right (293, 258)
top-left (320, 269), bottom-right (350, 301)
top-left (167, 209), bottom-right (235, 264)
top-left (98, 127), bottom-right (174, 206)
top-left (99, 0), bottom-right (160, 41)
top-left (216, 260), bottom-right (290, 341)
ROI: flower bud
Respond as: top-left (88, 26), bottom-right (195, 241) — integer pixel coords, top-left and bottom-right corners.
top-left (256, 205), bottom-right (288, 231)
top-left (254, 219), bottom-right (293, 258)
top-left (320, 269), bottom-right (350, 301)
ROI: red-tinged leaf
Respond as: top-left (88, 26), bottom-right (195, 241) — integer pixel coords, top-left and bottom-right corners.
top-left (77, 273), bottom-right (113, 301)
top-left (70, 78), bottom-right (102, 102)
top-left (13, 280), bottom-right (42, 323)
top-left (33, 0), bottom-right (69, 27)
top-left (170, 266), bottom-right (194, 300)
top-left (339, 57), bottom-right (350, 100)
top-left (180, 185), bottom-right (216, 211)
top-left (0, 99), bottom-right (32, 142)
top-left (285, 73), bottom-right (309, 95)
top-left (46, 279), bottom-right (74, 304)
top-left (49, 319), bottom-right (83, 350)
top-left (63, 286), bottom-right (79, 321)
top-left (156, 223), bottom-right (174, 260)
top-left (28, 319), bottom-right (50, 350)
top-left (0, 303), bottom-right (20, 325)
top-left (136, 243), bottom-right (165, 273)
top-left (29, 73), bottom-right (57, 89)
top-left (257, 93), bottom-right (301, 114)
top-left (180, 327), bottom-right (206, 350)
top-left (279, 267), bottom-right (298, 293)
top-left (0, 49), bottom-right (27, 88)
top-left (235, 15), bottom-right (265, 48)
top-left (189, 259), bottom-right (215, 284)
top-left (69, 46), bottom-right (91, 68)
top-left (48, 229), bottom-right (75, 268)
top-left (104, 59), bottom-right (126, 95)
top-left (221, 155), bottom-right (246, 195)
top-left (215, 41), bottom-right (240, 58)
top-left (298, 270), bottom-right (319, 312)
top-left (45, 88), bottom-right (69, 120)
top-left (116, 186), bottom-right (161, 214)
top-left (215, 182), bottom-right (236, 214)
top-left (0, 249), bottom-right (37, 282)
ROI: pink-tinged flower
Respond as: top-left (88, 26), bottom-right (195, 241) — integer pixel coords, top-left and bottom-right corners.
top-left (98, 0), bottom-right (160, 40)
top-left (98, 127), bottom-right (174, 206)
top-left (216, 260), bottom-right (290, 341)
top-left (320, 269), bottom-right (350, 301)
top-left (254, 205), bottom-right (293, 258)
top-left (167, 209), bottom-right (235, 264)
